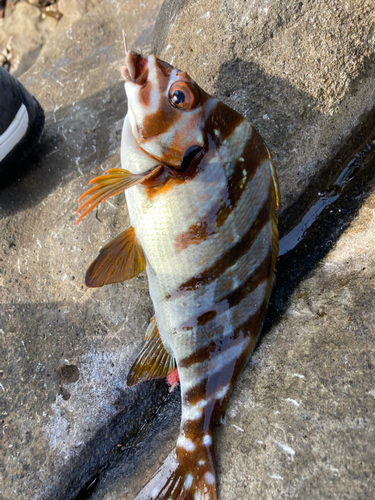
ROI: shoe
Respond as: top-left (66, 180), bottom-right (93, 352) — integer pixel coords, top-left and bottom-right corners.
top-left (0, 66), bottom-right (45, 183)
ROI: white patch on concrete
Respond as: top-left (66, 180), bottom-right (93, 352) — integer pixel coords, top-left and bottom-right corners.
top-left (46, 339), bottom-right (134, 462)
top-left (290, 373), bottom-right (305, 379)
top-left (269, 474), bottom-right (283, 480)
top-left (233, 424), bottom-right (244, 432)
top-left (274, 440), bottom-right (296, 456)
top-left (285, 398), bottom-right (300, 407)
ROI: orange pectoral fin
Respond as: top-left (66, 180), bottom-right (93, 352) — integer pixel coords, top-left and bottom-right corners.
top-left (85, 226), bottom-right (146, 287)
top-left (76, 166), bottom-right (161, 224)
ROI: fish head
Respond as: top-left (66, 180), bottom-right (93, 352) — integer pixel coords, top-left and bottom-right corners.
top-left (121, 52), bottom-right (211, 171)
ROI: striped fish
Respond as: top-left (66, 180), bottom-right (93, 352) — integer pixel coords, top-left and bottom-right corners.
top-left (77, 49), bottom-right (279, 500)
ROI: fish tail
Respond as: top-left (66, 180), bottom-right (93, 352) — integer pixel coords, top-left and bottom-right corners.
top-left (134, 439), bottom-right (217, 500)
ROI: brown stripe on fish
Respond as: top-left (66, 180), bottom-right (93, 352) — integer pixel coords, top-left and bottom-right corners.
top-left (197, 310), bottom-right (217, 326)
top-left (175, 277), bottom-right (269, 373)
top-left (140, 101), bottom-right (177, 139)
top-left (204, 100), bottom-right (245, 147)
top-left (175, 128), bottom-right (269, 252)
top-left (182, 344), bottom-right (258, 422)
top-left (139, 58), bottom-right (210, 142)
top-left (170, 186), bottom-right (272, 298)
top-left (178, 327), bottom-right (248, 369)
top-left (175, 245), bottom-right (271, 348)
top-left (178, 340), bottom-right (217, 369)
top-left (226, 127), bottom-right (269, 208)
top-left (136, 59), bottom-right (176, 139)
top-left (181, 295), bottom-right (272, 408)
top-left (182, 351), bottom-right (240, 408)
top-left (223, 246), bottom-right (272, 310)
top-left (178, 402), bottom-right (215, 439)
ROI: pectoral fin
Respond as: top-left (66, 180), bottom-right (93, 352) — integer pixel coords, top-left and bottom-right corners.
top-left (85, 226), bottom-right (146, 287)
top-left (76, 166), bottom-right (161, 224)
top-left (127, 317), bottom-right (176, 387)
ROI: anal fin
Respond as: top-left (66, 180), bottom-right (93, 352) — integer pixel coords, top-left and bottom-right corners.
top-left (127, 317), bottom-right (176, 387)
top-left (85, 226), bottom-right (146, 287)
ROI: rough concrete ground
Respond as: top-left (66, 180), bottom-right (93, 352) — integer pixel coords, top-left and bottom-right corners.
top-left (0, 0), bottom-right (375, 499)
top-left (0, 1), bottom-right (164, 499)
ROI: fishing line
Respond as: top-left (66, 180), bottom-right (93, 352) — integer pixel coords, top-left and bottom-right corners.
top-left (105, 0), bottom-right (128, 57)
top-left (104, 0), bottom-right (125, 36)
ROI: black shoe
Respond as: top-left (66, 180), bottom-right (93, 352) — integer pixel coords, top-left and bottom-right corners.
top-left (0, 67), bottom-right (45, 183)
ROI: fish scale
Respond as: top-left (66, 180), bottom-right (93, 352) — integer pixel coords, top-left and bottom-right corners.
top-left (77, 50), bottom-right (279, 500)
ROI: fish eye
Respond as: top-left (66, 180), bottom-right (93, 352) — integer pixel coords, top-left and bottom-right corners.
top-left (168, 81), bottom-right (200, 110)
top-left (172, 90), bottom-right (185, 105)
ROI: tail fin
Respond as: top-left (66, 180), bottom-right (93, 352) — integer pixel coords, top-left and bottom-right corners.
top-left (134, 445), bottom-right (217, 500)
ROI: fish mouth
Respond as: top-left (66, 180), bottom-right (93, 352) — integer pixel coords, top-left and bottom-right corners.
top-left (139, 144), bottom-right (203, 175)
top-left (121, 51), bottom-right (148, 85)
top-left (145, 145), bottom-right (203, 174)
top-left (176, 145), bottom-right (203, 173)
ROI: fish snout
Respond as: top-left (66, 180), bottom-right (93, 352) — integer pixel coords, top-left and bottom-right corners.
top-left (121, 51), bottom-right (148, 84)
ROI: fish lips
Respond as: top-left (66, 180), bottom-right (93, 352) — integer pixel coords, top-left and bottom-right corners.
top-left (121, 51), bottom-right (148, 85)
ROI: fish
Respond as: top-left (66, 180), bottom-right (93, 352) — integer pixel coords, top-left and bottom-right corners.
top-left (77, 48), bottom-right (279, 500)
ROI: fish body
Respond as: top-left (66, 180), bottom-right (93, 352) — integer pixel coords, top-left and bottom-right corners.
top-left (77, 52), bottom-right (279, 500)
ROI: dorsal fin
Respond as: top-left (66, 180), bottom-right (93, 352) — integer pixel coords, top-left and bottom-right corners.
top-left (85, 226), bottom-right (146, 287)
top-left (127, 317), bottom-right (176, 387)
top-left (267, 147), bottom-right (280, 209)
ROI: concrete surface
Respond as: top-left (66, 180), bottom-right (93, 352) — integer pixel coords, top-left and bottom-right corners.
top-left (0, 1), bottom-right (164, 499)
top-left (0, 0), bottom-right (375, 499)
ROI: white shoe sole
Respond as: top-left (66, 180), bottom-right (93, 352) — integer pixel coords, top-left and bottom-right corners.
top-left (0, 103), bottom-right (29, 162)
